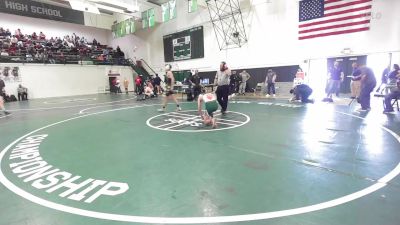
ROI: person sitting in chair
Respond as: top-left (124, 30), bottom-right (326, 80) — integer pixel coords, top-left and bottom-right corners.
top-left (383, 74), bottom-right (400, 113)
top-left (17, 84), bottom-right (28, 101)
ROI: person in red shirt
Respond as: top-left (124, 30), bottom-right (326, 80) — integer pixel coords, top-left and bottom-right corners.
top-left (39, 31), bottom-right (46, 40)
top-left (135, 75), bottom-right (143, 95)
top-left (32, 32), bottom-right (38, 40)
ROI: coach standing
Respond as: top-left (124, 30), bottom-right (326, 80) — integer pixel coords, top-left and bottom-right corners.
top-left (214, 61), bottom-right (232, 114)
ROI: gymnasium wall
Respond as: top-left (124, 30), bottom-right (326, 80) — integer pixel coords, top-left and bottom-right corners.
top-left (107, 14), bottom-right (150, 65)
top-left (124, 0), bottom-right (400, 75)
top-left (0, 12), bottom-right (110, 44)
top-left (1, 64), bottom-right (135, 99)
top-left (107, 31), bottom-right (150, 63)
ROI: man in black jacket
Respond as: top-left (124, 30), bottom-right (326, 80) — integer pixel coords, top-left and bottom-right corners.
top-left (190, 70), bottom-right (201, 100)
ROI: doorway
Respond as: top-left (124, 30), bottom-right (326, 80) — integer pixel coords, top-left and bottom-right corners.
top-left (327, 56), bottom-right (367, 94)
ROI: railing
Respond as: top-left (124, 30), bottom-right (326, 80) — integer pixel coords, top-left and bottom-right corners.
top-left (140, 58), bottom-right (157, 75)
top-left (0, 55), bottom-right (132, 66)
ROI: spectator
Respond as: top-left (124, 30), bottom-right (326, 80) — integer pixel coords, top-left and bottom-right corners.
top-left (153, 74), bottom-right (162, 95)
top-left (144, 80), bottom-right (154, 97)
top-left (1, 50), bottom-right (9, 56)
top-left (17, 84), bottom-right (28, 101)
top-left (239, 70), bottom-right (251, 95)
top-left (123, 78), bottom-right (129, 94)
top-left (5, 29), bottom-right (11, 36)
top-left (92, 38), bottom-right (98, 46)
top-left (39, 31), bottom-right (46, 40)
top-left (383, 74), bottom-right (400, 113)
top-left (388, 64), bottom-right (400, 84)
top-left (80, 36), bottom-right (85, 44)
top-left (229, 71), bottom-right (241, 96)
top-left (325, 61), bottom-right (344, 101)
top-left (17, 40), bottom-right (23, 48)
top-left (8, 45), bottom-right (16, 56)
top-left (32, 32), bottom-right (38, 40)
top-left (48, 51), bottom-right (56, 64)
top-left (376, 66), bottom-right (390, 93)
top-left (265, 69), bottom-right (277, 97)
top-left (97, 54), bottom-right (105, 61)
top-left (15, 28), bottom-right (22, 38)
top-left (293, 68), bottom-right (305, 87)
top-left (190, 69), bottom-right (201, 99)
top-left (135, 75), bottom-right (143, 95)
top-left (115, 79), bottom-right (122, 93)
top-left (10, 35), bottom-right (18, 44)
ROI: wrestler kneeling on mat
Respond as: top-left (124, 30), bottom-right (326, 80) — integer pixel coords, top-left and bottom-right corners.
top-left (198, 92), bottom-right (218, 129)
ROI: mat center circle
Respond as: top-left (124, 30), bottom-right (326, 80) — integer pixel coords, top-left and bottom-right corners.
top-left (146, 110), bottom-right (250, 132)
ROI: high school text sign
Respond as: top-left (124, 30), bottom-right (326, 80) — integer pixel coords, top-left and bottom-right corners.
top-left (0, 0), bottom-right (84, 25)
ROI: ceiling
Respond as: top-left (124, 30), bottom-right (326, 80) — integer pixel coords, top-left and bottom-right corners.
top-left (33, 0), bottom-right (159, 16)
top-left (147, 0), bottom-right (170, 5)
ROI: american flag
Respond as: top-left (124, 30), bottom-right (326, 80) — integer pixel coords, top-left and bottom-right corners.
top-left (299, 0), bottom-right (372, 40)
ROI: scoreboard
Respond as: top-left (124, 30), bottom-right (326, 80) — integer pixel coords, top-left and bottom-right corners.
top-left (163, 26), bottom-right (204, 62)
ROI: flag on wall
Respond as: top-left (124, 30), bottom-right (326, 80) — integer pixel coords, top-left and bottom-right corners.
top-left (299, 0), bottom-right (372, 40)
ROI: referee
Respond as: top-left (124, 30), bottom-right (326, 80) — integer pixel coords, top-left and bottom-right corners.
top-left (214, 61), bottom-right (232, 114)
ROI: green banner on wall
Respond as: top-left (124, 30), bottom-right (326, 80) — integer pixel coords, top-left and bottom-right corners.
top-left (169, 0), bottom-right (176, 20)
top-left (188, 0), bottom-right (197, 13)
top-left (162, 3), bottom-right (169, 22)
top-left (142, 10), bottom-right (148, 29)
top-left (162, 0), bottom-right (176, 22)
top-left (112, 18), bottom-right (136, 39)
top-left (148, 8), bottom-right (155, 28)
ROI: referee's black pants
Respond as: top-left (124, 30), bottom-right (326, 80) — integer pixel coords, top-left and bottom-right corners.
top-left (216, 85), bottom-right (230, 112)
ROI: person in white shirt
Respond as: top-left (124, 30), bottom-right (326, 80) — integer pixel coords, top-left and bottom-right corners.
top-left (10, 36), bottom-right (18, 44)
top-left (293, 68), bottom-right (305, 87)
top-left (214, 61), bottom-right (232, 114)
top-left (1, 50), bottom-right (9, 56)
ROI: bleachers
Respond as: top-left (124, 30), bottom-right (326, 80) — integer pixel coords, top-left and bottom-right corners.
top-left (0, 27), bottom-right (127, 65)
